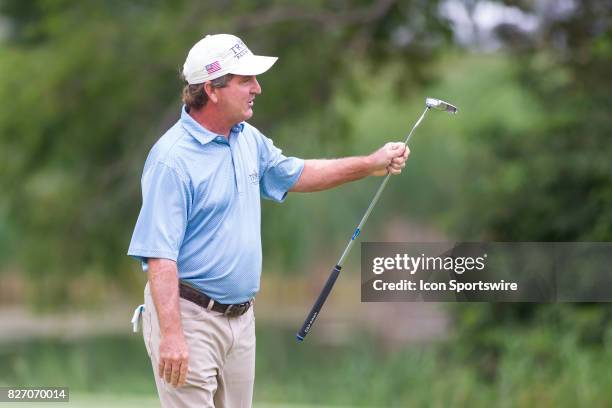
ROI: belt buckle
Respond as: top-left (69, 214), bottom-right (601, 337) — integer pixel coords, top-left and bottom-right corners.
top-left (224, 300), bottom-right (251, 317)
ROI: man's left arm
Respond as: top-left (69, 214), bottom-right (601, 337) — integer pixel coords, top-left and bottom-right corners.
top-left (290, 142), bottom-right (409, 193)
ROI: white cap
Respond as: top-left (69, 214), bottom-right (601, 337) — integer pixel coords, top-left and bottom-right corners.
top-left (182, 34), bottom-right (278, 84)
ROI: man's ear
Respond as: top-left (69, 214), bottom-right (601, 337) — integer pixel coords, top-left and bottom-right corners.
top-left (204, 82), bottom-right (218, 104)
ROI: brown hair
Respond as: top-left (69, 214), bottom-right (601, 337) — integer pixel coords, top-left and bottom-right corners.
top-left (181, 74), bottom-right (234, 110)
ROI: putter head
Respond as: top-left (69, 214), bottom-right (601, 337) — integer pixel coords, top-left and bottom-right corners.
top-left (426, 97), bottom-right (458, 114)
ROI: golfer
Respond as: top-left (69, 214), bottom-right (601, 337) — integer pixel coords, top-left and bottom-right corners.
top-left (128, 34), bottom-right (409, 408)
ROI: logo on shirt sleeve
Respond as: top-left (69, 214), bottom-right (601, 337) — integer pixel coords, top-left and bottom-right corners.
top-left (248, 170), bottom-right (259, 185)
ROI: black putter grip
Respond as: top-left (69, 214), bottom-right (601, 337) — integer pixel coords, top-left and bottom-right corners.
top-left (296, 265), bottom-right (342, 342)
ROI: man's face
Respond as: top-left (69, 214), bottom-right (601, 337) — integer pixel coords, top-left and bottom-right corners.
top-left (215, 75), bottom-right (262, 124)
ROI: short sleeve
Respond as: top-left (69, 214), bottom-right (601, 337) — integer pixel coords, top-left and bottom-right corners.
top-left (127, 161), bottom-right (192, 265)
top-left (258, 135), bottom-right (304, 202)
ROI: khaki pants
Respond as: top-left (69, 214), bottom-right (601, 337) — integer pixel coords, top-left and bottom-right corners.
top-left (143, 283), bottom-right (256, 408)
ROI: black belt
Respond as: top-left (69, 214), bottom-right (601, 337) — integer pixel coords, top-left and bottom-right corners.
top-left (179, 282), bottom-right (252, 317)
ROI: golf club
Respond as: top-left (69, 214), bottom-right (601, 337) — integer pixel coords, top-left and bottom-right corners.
top-left (296, 97), bottom-right (458, 342)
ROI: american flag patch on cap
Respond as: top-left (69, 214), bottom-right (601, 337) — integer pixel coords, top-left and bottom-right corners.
top-left (205, 61), bottom-right (221, 74)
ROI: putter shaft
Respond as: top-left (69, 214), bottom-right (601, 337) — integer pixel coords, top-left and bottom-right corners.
top-left (296, 107), bottom-right (431, 342)
top-left (336, 106), bottom-right (429, 267)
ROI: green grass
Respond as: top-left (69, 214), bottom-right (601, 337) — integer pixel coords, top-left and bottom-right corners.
top-left (0, 393), bottom-right (159, 408)
top-left (2, 322), bottom-right (612, 407)
top-left (0, 394), bottom-right (351, 408)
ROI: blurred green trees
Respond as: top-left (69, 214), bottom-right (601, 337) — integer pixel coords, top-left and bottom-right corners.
top-left (456, 0), bottom-right (612, 241)
top-left (0, 0), bottom-right (609, 308)
top-left (0, 0), bottom-right (451, 306)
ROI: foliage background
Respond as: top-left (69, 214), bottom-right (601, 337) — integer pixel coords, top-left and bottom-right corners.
top-left (0, 0), bottom-right (610, 406)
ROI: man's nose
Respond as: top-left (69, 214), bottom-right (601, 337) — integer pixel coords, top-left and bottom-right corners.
top-left (252, 77), bottom-right (262, 95)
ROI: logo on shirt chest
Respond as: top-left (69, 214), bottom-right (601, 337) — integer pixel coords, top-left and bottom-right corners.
top-left (248, 170), bottom-right (259, 185)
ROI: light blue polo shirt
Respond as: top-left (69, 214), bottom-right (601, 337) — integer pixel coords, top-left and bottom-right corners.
top-left (128, 106), bottom-right (304, 303)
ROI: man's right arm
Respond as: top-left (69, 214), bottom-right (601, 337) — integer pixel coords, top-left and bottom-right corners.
top-left (290, 142), bottom-right (409, 193)
top-left (148, 258), bottom-right (189, 388)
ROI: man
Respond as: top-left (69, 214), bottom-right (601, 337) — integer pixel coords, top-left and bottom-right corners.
top-left (128, 34), bottom-right (409, 408)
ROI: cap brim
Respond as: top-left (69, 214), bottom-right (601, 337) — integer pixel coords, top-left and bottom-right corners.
top-left (227, 55), bottom-right (278, 76)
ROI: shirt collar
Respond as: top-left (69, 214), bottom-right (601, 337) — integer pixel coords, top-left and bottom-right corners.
top-left (181, 105), bottom-right (245, 145)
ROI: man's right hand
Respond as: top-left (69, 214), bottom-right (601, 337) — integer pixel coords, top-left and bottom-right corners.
top-left (159, 332), bottom-right (189, 387)
top-left (368, 142), bottom-right (409, 176)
